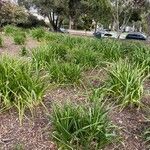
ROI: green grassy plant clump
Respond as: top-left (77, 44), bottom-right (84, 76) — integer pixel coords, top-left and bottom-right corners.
top-left (106, 60), bottom-right (146, 107)
top-left (0, 56), bottom-right (47, 121)
top-left (129, 43), bottom-right (150, 74)
top-left (32, 43), bottom-right (69, 66)
top-left (44, 32), bottom-right (62, 42)
top-left (20, 46), bottom-right (28, 56)
top-left (13, 34), bottom-right (26, 45)
top-left (0, 36), bottom-right (3, 47)
top-left (73, 48), bottom-right (100, 68)
top-left (144, 127), bottom-right (150, 149)
top-left (52, 101), bottom-right (116, 149)
top-left (31, 27), bottom-right (45, 41)
top-left (4, 25), bottom-right (20, 36)
top-left (47, 62), bottom-right (82, 84)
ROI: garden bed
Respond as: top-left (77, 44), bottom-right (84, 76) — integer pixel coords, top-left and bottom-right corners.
top-left (0, 26), bottom-right (150, 150)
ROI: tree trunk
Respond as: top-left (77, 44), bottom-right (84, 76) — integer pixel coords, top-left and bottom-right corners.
top-left (48, 13), bottom-right (63, 32)
top-left (147, 13), bottom-right (150, 35)
top-left (94, 21), bottom-right (98, 32)
top-left (69, 16), bottom-right (77, 30)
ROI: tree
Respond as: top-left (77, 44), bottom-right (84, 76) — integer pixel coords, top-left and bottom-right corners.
top-left (18, 0), bottom-right (69, 31)
top-left (68, 0), bottom-right (82, 29)
top-left (0, 1), bottom-right (28, 27)
top-left (108, 0), bottom-right (150, 33)
top-left (80, 0), bottom-right (112, 31)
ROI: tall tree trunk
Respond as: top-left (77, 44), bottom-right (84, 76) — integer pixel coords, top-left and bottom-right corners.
top-left (69, 16), bottom-right (72, 29)
top-left (48, 13), bottom-right (63, 32)
top-left (69, 17), bottom-right (76, 29)
top-left (147, 13), bottom-right (150, 35)
top-left (94, 21), bottom-right (98, 32)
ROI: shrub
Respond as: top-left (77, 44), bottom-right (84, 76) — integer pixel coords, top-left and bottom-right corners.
top-left (0, 56), bottom-right (47, 122)
top-left (31, 27), bottom-right (45, 41)
top-left (52, 101), bottom-right (116, 149)
top-left (106, 60), bottom-right (146, 107)
top-left (0, 36), bottom-right (3, 47)
top-left (14, 35), bottom-right (26, 45)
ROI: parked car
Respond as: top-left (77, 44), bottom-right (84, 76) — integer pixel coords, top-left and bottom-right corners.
top-left (93, 30), bottom-right (113, 38)
top-left (60, 28), bottom-right (69, 33)
top-left (93, 31), bottom-right (102, 38)
top-left (126, 32), bottom-right (147, 40)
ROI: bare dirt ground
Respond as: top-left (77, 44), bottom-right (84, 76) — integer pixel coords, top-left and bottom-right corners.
top-left (0, 35), bottom-right (150, 150)
top-left (0, 86), bottom-right (150, 150)
top-left (0, 35), bottom-right (40, 56)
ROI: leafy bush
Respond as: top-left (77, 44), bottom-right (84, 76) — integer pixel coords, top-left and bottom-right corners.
top-left (14, 35), bottom-right (26, 45)
top-left (0, 36), bottom-right (3, 47)
top-left (31, 27), bottom-right (45, 41)
top-left (106, 60), bottom-right (146, 107)
top-left (52, 101), bottom-right (116, 149)
top-left (0, 56), bottom-right (47, 122)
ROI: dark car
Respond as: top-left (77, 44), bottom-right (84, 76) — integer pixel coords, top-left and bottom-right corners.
top-left (93, 31), bottom-right (102, 38)
top-left (126, 32), bottom-right (147, 41)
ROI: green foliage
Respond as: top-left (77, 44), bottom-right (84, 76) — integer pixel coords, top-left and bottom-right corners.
top-left (144, 126), bottom-right (150, 149)
top-left (0, 36), bottom-right (3, 47)
top-left (52, 101), bottom-right (116, 149)
top-left (73, 48), bottom-right (100, 68)
top-left (47, 62), bottom-right (82, 84)
top-left (31, 28), bottom-right (45, 41)
top-left (20, 46), bottom-right (28, 56)
top-left (106, 60), bottom-right (146, 107)
top-left (128, 43), bottom-right (150, 74)
top-left (44, 32), bottom-right (60, 42)
top-left (0, 1), bottom-right (28, 26)
top-left (0, 56), bottom-right (47, 122)
top-left (32, 43), bottom-right (70, 66)
top-left (4, 25), bottom-right (19, 36)
top-left (99, 40), bottom-right (123, 61)
top-left (13, 35), bottom-right (26, 45)
top-left (13, 143), bottom-right (24, 150)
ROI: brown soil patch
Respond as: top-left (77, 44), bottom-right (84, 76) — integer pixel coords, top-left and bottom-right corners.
top-left (0, 34), bottom-right (40, 56)
top-left (0, 85), bottom-right (150, 150)
top-left (0, 34), bottom-right (150, 150)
